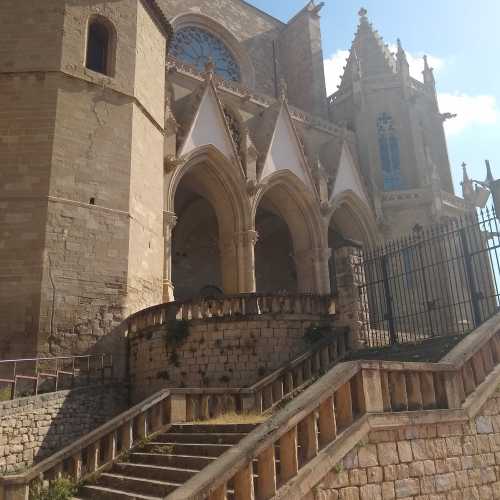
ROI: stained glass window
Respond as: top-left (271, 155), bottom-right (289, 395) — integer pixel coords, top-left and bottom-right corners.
top-left (377, 113), bottom-right (402, 191)
top-left (170, 26), bottom-right (241, 82)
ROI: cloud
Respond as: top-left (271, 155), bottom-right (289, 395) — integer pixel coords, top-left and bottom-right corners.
top-left (438, 93), bottom-right (499, 136)
top-left (323, 50), bottom-right (350, 96)
top-left (323, 49), bottom-right (498, 136)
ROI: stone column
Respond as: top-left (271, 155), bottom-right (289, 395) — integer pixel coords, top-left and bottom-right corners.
top-left (220, 230), bottom-right (258, 294)
top-left (294, 247), bottom-right (331, 294)
top-left (219, 236), bottom-right (239, 294)
top-left (235, 230), bottom-right (258, 293)
top-left (162, 211), bottom-right (177, 302)
top-left (334, 245), bottom-right (368, 348)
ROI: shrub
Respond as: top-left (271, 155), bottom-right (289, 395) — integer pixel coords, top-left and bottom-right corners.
top-left (303, 324), bottom-right (331, 345)
top-left (29, 478), bottom-right (76, 500)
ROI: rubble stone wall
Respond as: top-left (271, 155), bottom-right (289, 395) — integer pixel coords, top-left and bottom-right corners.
top-left (129, 314), bottom-right (332, 402)
top-left (0, 384), bottom-right (127, 475)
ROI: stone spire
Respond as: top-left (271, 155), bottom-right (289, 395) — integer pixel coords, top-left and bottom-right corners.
top-left (337, 8), bottom-right (397, 92)
top-left (396, 38), bottom-right (410, 79)
top-left (461, 162), bottom-right (474, 201)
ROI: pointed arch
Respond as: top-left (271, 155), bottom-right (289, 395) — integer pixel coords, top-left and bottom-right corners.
top-left (253, 171), bottom-right (328, 294)
top-left (327, 190), bottom-right (379, 247)
top-left (166, 145), bottom-right (252, 297)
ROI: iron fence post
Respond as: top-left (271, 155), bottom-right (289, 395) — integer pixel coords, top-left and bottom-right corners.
top-left (381, 255), bottom-right (397, 345)
top-left (460, 228), bottom-right (482, 328)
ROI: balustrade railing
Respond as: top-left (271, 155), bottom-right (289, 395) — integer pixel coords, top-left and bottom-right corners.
top-left (166, 313), bottom-right (500, 500)
top-left (0, 354), bottom-right (113, 401)
top-left (5, 311), bottom-right (500, 500)
top-left (127, 293), bottom-right (336, 337)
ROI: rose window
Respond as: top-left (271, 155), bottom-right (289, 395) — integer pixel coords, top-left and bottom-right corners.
top-left (170, 26), bottom-right (241, 82)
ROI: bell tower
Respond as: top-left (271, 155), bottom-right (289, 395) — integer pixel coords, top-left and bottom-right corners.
top-left (0, 0), bottom-right (171, 359)
top-left (328, 8), bottom-right (461, 237)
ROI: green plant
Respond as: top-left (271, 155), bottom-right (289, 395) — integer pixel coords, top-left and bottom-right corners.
top-left (150, 443), bottom-right (175, 454)
top-left (29, 477), bottom-right (76, 500)
top-left (167, 320), bottom-right (189, 345)
top-left (333, 462), bottom-right (343, 474)
top-left (303, 324), bottom-right (331, 345)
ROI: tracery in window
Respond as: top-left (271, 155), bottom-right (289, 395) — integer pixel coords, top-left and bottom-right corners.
top-left (377, 113), bottom-right (402, 191)
top-left (170, 26), bottom-right (241, 82)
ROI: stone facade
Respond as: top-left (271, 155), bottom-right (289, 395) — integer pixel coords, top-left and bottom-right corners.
top-left (0, 0), bottom-right (472, 360)
top-left (129, 314), bottom-right (331, 402)
top-left (311, 389), bottom-right (500, 500)
top-left (0, 384), bottom-right (127, 475)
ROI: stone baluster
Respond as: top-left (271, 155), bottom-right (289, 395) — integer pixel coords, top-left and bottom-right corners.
top-left (257, 446), bottom-right (277, 499)
top-left (279, 427), bottom-right (299, 482)
top-left (388, 371), bottom-right (408, 411)
top-left (298, 413), bottom-right (318, 463)
top-left (233, 463), bottom-right (255, 500)
top-left (318, 396), bottom-right (337, 447)
top-left (209, 485), bottom-right (227, 500)
top-left (335, 381), bottom-right (353, 429)
top-left (420, 372), bottom-right (437, 409)
top-left (462, 361), bottom-right (476, 395)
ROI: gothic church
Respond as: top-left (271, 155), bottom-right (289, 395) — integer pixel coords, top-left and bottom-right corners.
top-left (0, 0), bottom-right (469, 360)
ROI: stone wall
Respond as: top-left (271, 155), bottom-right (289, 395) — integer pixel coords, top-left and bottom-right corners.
top-left (310, 388), bottom-right (500, 500)
top-left (0, 384), bottom-right (127, 475)
top-left (129, 314), bottom-right (332, 403)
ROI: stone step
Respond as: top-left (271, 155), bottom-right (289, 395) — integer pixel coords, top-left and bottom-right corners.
top-left (155, 432), bottom-right (247, 445)
top-left (143, 441), bottom-right (232, 457)
top-left (113, 462), bottom-right (198, 483)
top-left (76, 484), bottom-right (162, 500)
top-left (169, 423), bottom-right (258, 434)
top-left (129, 452), bottom-right (215, 470)
top-left (94, 472), bottom-right (179, 497)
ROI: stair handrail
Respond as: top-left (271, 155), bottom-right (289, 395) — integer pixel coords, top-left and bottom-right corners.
top-left (0, 388), bottom-right (172, 495)
top-left (166, 312), bottom-right (500, 500)
top-left (0, 353), bottom-right (113, 401)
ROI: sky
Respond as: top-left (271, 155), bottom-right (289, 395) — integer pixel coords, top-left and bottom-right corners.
top-left (247, 0), bottom-right (500, 196)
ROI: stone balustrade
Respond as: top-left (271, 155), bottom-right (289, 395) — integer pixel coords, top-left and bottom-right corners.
top-left (166, 313), bottom-right (500, 500)
top-left (127, 293), bottom-right (336, 337)
top-left (4, 312), bottom-right (500, 500)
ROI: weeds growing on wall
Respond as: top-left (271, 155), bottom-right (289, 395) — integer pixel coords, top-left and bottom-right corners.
top-left (29, 478), bottom-right (76, 500)
top-left (303, 324), bottom-right (332, 345)
top-left (163, 320), bottom-right (190, 370)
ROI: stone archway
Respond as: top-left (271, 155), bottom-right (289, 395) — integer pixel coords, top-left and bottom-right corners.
top-left (327, 193), bottom-right (377, 295)
top-left (253, 173), bottom-right (327, 294)
top-left (165, 147), bottom-right (252, 301)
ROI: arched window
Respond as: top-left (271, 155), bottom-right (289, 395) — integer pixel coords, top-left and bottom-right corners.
top-left (377, 113), bottom-right (402, 191)
top-left (86, 17), bottom-right (115, 76)
top-left (170, 26), bottom-right (241, 82)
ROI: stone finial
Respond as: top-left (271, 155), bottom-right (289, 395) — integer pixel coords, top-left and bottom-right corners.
top-left (358, 7), bottom-right (368, 18)
top-left (423, 54), bottom-right (435, 86)
top-left (203, 57), bottom-right (215, 81)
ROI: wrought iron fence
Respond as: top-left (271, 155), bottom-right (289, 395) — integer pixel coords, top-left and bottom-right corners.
top-left (359, 207), bottom-right (500, 347)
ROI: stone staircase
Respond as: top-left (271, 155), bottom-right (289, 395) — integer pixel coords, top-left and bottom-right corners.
top-left (75, 423), bottom-right (258, 499)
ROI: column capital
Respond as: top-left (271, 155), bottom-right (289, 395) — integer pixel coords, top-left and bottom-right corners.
top-left (163, 211), bottom-right (177, 230)
top-left (235, 230), bottom-right (259, 247)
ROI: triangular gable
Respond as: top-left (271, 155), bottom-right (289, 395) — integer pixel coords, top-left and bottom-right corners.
top-left (260, 103), bottom-right (314, 191)
top-left (330, 143), bottom-right (370, 208)
top-left (179, 82), bottom-right (239, 164)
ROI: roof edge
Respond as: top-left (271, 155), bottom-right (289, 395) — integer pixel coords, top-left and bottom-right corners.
top-left (141, 0), bottom-right (174, 43)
